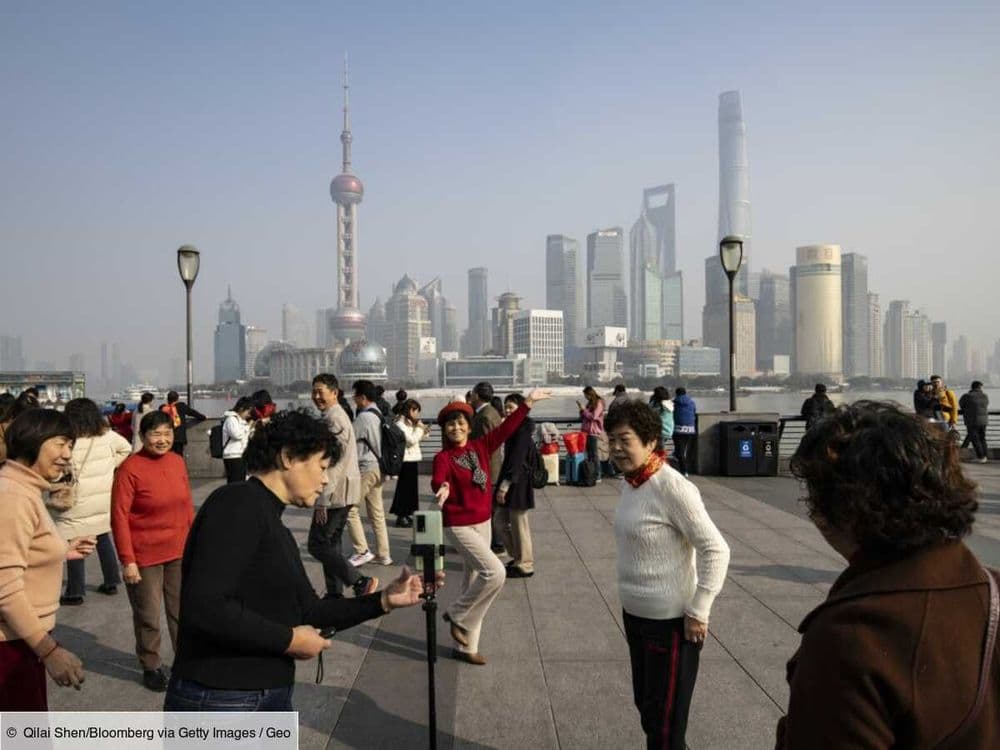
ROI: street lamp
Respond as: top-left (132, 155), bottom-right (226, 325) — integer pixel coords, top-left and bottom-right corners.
top-left (176, 245), bottom-right (200, 408)
top-left (719, 235), bottom-right (744, 412)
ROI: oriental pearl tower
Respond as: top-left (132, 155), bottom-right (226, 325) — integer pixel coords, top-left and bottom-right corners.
top-left (329, 58), bottom-right (367, 344)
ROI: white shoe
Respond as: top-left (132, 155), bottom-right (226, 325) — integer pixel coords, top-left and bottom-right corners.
top-left (374, 556), bottom-right (394, 566)
top-left (980, 457), bottom-right (989, 464)
top-left (349, 550), bottom-right (375, 567)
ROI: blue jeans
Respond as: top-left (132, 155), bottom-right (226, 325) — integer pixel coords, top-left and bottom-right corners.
top-left (586, 435), bottom-right (602, 480)
top-left (65, 532), bottom-right (121, 598)
top-left (163, 676), bottom-right (294, 711)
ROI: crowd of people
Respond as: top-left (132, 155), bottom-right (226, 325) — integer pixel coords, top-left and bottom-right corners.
top-left (1, 378), bottom-right (997, 748)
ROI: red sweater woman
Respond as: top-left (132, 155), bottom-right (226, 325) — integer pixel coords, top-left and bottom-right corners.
top-left (431, 388), bottom-right (549, 665)
top-left (111, 410), bottom-right (193, 692)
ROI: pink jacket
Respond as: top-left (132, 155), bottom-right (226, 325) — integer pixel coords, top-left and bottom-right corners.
top-left (580, 400), bottom-right (605, 436)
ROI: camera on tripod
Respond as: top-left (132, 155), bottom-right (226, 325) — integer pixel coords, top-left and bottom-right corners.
top-left (412, 510), bottom-right (445, 572)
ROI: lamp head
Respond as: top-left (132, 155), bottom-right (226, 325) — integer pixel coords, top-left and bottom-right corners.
top-left (719, 236), bottom-right (744, 279)
top-left (177, 245), bottom-right (200, 288)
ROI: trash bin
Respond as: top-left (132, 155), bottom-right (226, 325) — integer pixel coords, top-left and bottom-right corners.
top-left (721, 423), bottom-right (758, 476)
top-left (756, 423), bottom-right (779, 476)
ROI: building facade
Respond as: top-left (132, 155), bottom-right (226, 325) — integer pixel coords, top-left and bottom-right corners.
top-left (281, 304), bottom-right (311, 349)
top-left (491, 292), bottom-right (521, 357)
top-left (883, 300), bottom-right (913, 380)
top-left (678, 346), bottom-right (722, 376)
top-left (384, 275), bottom-right (430, 381)
top-left (513, 309), bottom-right (564, 377)
top-left (629, 185), bottom-right (682, 341)
top-left (868, 294), bottom-right (883, 378)
top-left (245, 326), bottom-right (268, 379)
top-left (214, 288), bottom-right (246, 383)
top-left (791, 245), bottom-right (843, 379)
top-left (932, 322), bottom-right (947, 379)
top-left (545, 235), bottom-right (584, 348)
top-left (0, 335), bottom-right (25, 372)
top-left (465, 267), bottom-right (490, 356)
top-left (841, 252), bottom-right (870, 377)
top-left (587, 228), bottom-right (627, 329)
top-left (756, 270), bottom-right (791, 373)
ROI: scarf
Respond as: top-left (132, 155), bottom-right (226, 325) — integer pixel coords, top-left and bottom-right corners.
top-left (623, 450), bottom-right (666, 489)
top-left (453, 450), bottom-right (488, 490)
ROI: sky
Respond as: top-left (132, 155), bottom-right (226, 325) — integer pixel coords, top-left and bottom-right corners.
top-left (2, 0), bottom-right (998, 384)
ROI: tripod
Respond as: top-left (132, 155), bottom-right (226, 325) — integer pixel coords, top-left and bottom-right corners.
top-left (412, 542), bottom-right (446, 750)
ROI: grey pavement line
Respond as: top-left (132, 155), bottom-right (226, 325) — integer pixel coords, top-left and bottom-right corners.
top-left (523, 568), bottom-right (565, 750)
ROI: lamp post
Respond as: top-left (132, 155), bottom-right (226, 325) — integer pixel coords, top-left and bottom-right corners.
top-left (176, 245), bottom-right (201, 408)
top-left (719, 235), bottom-right (744, 412)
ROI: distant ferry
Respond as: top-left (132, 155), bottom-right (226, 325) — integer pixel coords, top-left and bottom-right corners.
top-left (111, 384), bottom-right (165, 403)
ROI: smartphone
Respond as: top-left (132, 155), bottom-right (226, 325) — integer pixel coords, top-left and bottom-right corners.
top-left (413, 511), bottom-right (444, 572)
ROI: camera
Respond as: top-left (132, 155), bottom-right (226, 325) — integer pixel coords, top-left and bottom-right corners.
top-left (412, 511), bottom-right (444, 572)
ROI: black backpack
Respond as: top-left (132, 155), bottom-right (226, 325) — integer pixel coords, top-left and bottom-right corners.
top-left (363, 409), bottom-right (406, 476)
top-left (209, 424), bottom-right (226, 459)
top-left (527, 441), bottom-right (548, 490)
top-left (578, 458), bottom-right (598, 487)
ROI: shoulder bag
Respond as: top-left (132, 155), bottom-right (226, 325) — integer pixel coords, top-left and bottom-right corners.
top-left (44, 438), bottom-right (95, 513)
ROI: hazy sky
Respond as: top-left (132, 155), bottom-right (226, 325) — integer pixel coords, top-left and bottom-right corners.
top-left (2, 1), bottom-right (998, 383)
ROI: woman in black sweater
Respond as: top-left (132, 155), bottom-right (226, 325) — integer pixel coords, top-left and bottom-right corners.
top-left (495, 393), bottom-right (536, 578)
top-left (165, 410), bottom-right (438, 711)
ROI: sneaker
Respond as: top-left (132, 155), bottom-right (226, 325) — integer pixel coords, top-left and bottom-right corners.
top-left (374, 556), bottom-right (394, 566)
top-left (352, 576), bottom-right (379, 596)
top-left (349, 550), bottom-right (375, 567)
top-left (142, 667), bottom-right (168, 692)
top-left (980, 457), bottom-right (989, 464)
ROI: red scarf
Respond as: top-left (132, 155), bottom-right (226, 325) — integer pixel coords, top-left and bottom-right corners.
top-left (624, 450), bottom-right (666, 488)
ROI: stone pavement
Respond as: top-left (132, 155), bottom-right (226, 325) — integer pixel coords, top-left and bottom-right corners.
top-left (45, 462), bottom-right (1000, 748)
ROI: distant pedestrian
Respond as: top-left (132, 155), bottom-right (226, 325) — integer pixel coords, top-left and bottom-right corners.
top-left (606, 400), bottom-right (730, 750)
top-left (959, 381), bottom-right (990, 463)
top-left (779, 401), bottom-right (997, 747)
top-left (931, 375), bottom-right (960, 433)
top-left (374, 385), bottom-right (393, 419)
top-left (107, 402), bottom-right (133, 443)
top-left (0, 391), bottom-right (40, 463)
top-left (469, 382), bottom-right (505, 551)
top-left (130, 392), bottom-right (156, 453)
top-left (346, 380), bottom-right (391, 567)
top-left (391, 389), bottom-right (408, 417)
top-left (913, 379), bottom-right (941, 420)
top-left (390, 399), bottom-right (427, 528)
top-left (671, 387), bottom-right (697, 476)
top-left (496, 393), bottom-right (537, 578)
top-left (578, 386), bottom-right (607, 481)
top-left (649, 386), bottom-right (674, 452)
top-left (53, 398), bottom-right (131, 605)
top-left (608, 384), bottom-right (629, 415)
top-left (111, 410), bottom-right (194, 692)
top-left (159, 390), bottom-right (206, 458)
top-left (251, 390), bottom-right (276, 424)
top-left (800, 384), bottom-right (835, 430)
top-left (0, 392), bottom-right (17, 463)
top-left (221, 397), bottom-right (254, 483)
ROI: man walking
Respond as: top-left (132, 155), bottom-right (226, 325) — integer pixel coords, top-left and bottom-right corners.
top-left (160, 390), bottom-right (206, 458)
top-left (346, 380), bottom-right (392, 567)
top-left (800, 384), bottom-right (835, 430)
top-left (309, 374), bottom-right (378, 597)
top-left (930, 375), bottom-right (959, 433)
top-left (469, 382), bottom-right (505, 553)
top-left (959, 381), bottom-right (990, 463)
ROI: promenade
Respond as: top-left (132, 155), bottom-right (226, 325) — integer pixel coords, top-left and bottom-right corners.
top-left (47, 462), bottom-right (1000, 749)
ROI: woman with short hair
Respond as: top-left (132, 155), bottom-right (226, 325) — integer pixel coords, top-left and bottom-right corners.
top-left (221, 396), bottom-right (254, 484)
top-left (605, 400), bottom-right (730, 750)
top-left (777, 401), bottom-right (998, 748)
top-left (111, 410), bottom-right (194, 692)
top-left (495, 393), bottom-right (537, 578)
top-left (390, 399), bottom-right (427, 528)
top-left (53, 398), bottom-right (132, 605)
top-left (0, 409), bottom-right (95, 709)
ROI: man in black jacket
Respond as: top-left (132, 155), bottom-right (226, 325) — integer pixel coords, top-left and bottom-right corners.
top-left (800, 384), bottom-right (835, 430)
top-left (959, 381), bottom-right (990, 462)
top-left (160, 390), bottom-right (206, 458)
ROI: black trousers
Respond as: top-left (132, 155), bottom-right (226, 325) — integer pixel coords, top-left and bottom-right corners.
top-left (967, 425), bottom-right (988, 459)
top-left (390, 461), bottom-right (419, 517)
top-left (223, 457), bottom-right (247, 484)
top-left (307, 506), bottom-right (358, 597)
top-left (672, 434), bottom-right (693, 475)
top-left (623, 610), bottom-right (701, 750)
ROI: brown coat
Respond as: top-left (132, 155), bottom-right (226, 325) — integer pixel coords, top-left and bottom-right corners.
top-left (471, 403), bottom-right (503, 484)
top-left (776, 541), bottom-right (999, 749)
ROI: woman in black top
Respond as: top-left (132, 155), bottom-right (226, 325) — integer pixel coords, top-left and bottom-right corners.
top-left (165, 410), bottom-right (439, 711)
top-left (495, 393), bottom-right (536, 578)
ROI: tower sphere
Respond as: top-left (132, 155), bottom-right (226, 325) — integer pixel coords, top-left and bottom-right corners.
top-left (331, 174), bottom-right (364, 204)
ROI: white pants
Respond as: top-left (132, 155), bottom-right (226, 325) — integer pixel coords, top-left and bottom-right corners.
top-left (446, 520), bottom-right (506, 654)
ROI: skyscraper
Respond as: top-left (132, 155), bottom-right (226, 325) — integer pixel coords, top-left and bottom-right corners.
top-left (756, 270), bottom-right (792, 372)
top-left (245, 326), bottom-right (268, 379)
top-left (214, 287), bottom-right (246, 383)
top-left (718, 91), bottom-right (752, 265)
top-left (491, 292), bottom-right (521, 357)
top-left (384, 275), bottom-right (430, 381)
top-left (932, 322), bottom-right (948, 378)
top-left (418, 278), bottom-right (458, 354)
top-left (465, 267), bottom-right (490, 356)
top-left (791, 245), bottom-right (843, 379)
top-left (587, 228), bottom-right (627, 329)
top-left (441, 303), bottom-right (459, 353)
top-left (911, 310), bottom-right (932, 379)
top-left (883, 300), bottom-right (913, 379)
top-left (949, 335), bottom-right (970, 381)
top-left (703, 295), bottom-right (756, 377)
top-left (629, 185), bottom-right (682, 341)
top-left (328, 57), bottom-right (366, 344)
top-left (0, 335), bottom-right (25, 371)
top-left (841, 253), bottom-right (870, 377)
top-left (513, 309), bottom-right (565, 377)
top-left (545, 235), bottom-right (584, 347)
top-left (868, 294), bottom-right (883, 377)
top-left (281, 304), bottom-right (311, 349)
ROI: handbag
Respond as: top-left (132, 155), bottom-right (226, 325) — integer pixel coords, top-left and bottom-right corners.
top-left (43, 438), bottom-right (95, 513)
top-left (934, 567), bottom-right (999, 748)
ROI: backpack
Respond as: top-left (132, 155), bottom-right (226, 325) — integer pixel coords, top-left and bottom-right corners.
top-left (527, 441), bottom-right (548, 490)
top-left (363, 409), bottom-right (406, 476)
top-left (578, 458), bottom-right (598, 487)
top-left (209, 423), bottom-right (228, 459)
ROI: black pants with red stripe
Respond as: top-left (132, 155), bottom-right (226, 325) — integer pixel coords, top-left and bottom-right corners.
top-left (623, 610), bottom-right (701, 750)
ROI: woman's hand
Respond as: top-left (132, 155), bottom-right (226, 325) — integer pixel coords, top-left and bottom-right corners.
top-left (434, 483), bottom-right (449, 508)
top-left (496, 487), bottom-right (507, 505)
top-left (285, 625), bottom-right (331, 660)
top-left (683, 614), bottom-right (708, 644)
top-left (383, 566), bottom-right (445, 610)
top-left (66, 537), bottom-right (96, 561)
top-left (122, 563), bottom-right (141, 584)
top-left (43, 646), bottom-right (85, 690)
top-left (526, 389), bottom-right (552, 407)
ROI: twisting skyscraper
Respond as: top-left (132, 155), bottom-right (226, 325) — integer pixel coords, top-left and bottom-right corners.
top-left (329, 57), bottom-right (366, 344)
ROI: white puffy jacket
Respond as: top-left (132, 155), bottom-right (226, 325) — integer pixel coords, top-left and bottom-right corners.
top-left (50, 430), bottom-right (132, 540)
top-left (221, 411), bottom-right (251, 458)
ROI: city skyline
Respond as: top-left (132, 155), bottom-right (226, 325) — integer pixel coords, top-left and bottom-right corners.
top-left (1, 3), bottom-right (998, 382)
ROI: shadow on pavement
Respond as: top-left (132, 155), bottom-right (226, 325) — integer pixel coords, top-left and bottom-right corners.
top-left (729, 563), bottom-right (838, 585)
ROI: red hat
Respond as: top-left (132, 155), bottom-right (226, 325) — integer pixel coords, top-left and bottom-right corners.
top-left (437, 401), bottom-right (473, 427)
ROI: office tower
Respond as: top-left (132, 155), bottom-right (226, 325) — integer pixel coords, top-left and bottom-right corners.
top-left (465, 267), bottom-right (490, 356)
top-left (111, 343), bottom-right (121, 388)
top-left (68, 353), bottom-right (86, 373)
top-left (702, 251), bottom-right (749, 360)
top-left (746, 271), bottom-right (761, 302)
top-left (791, 245), bottom-right (843, 379)
top-left (245, 326), bottom-right (268, 378)
top-left (883, 300), bottom-right (913, 379)
top-left (868, 294), bottom-right (883, 377)
top-left (328, 58), bottom-right (367, 344)
top-left (513, 309), bottom-right (565, 377)
top-left (418, 277), bottom-right (458, 353)
top-left (442, 303), bottom-right (459, 353)
top-left (911, 311), bottom-right (932, 379)
top-left (214, 287), bottom-right (247, 383)
top-left (384, 275), bottom-right (430, 381)
top-left (756, 270), bottom-right (792, 372)
top-left (948, 336), bottom-right (970, 381)
top-left (281, 304), bottom-right (311, 349)
top-left (0, 335), bottom-right (25, 371)
top-left (587, 228), bottom-right (627, 329)
top-left (932, 322), bottom-right (947, 379)
top-left (991, 340), bottom-right (1000, 377)
top-left (841, 253), bottom-right (870, 377)
top-left (491, 292), bottom-right (522, 357)
top-left (545, 235), bottom-right (584, 347)
top-left (366, 298), bottom-right (387, 345)
top-left (100, 342), bottom-right (108, 385)
top-left (704, 295), bottom-right (756, 378)
top-left (629, 185), bottom-right (682, 341)
top-left (970, 348), bottom-right (986, 376)
top-left (718, 91), bottom-right (752, 270)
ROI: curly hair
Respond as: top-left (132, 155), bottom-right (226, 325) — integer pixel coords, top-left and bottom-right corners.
top-left (244, 409), bottom-right (341, 474)
top-left (604, 399), bottom-right (661, 446)
top-left (790, 400), bottom-right (977, 555)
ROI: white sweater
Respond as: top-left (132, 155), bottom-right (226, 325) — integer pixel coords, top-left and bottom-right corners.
top-left (613, 464), bottom-right (730, 623)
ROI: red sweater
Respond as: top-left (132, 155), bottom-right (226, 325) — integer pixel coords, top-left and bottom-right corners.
top-left (432, 403), bottom-right (530, 527)
top-left (111, 450), bottom-right (194, 567)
